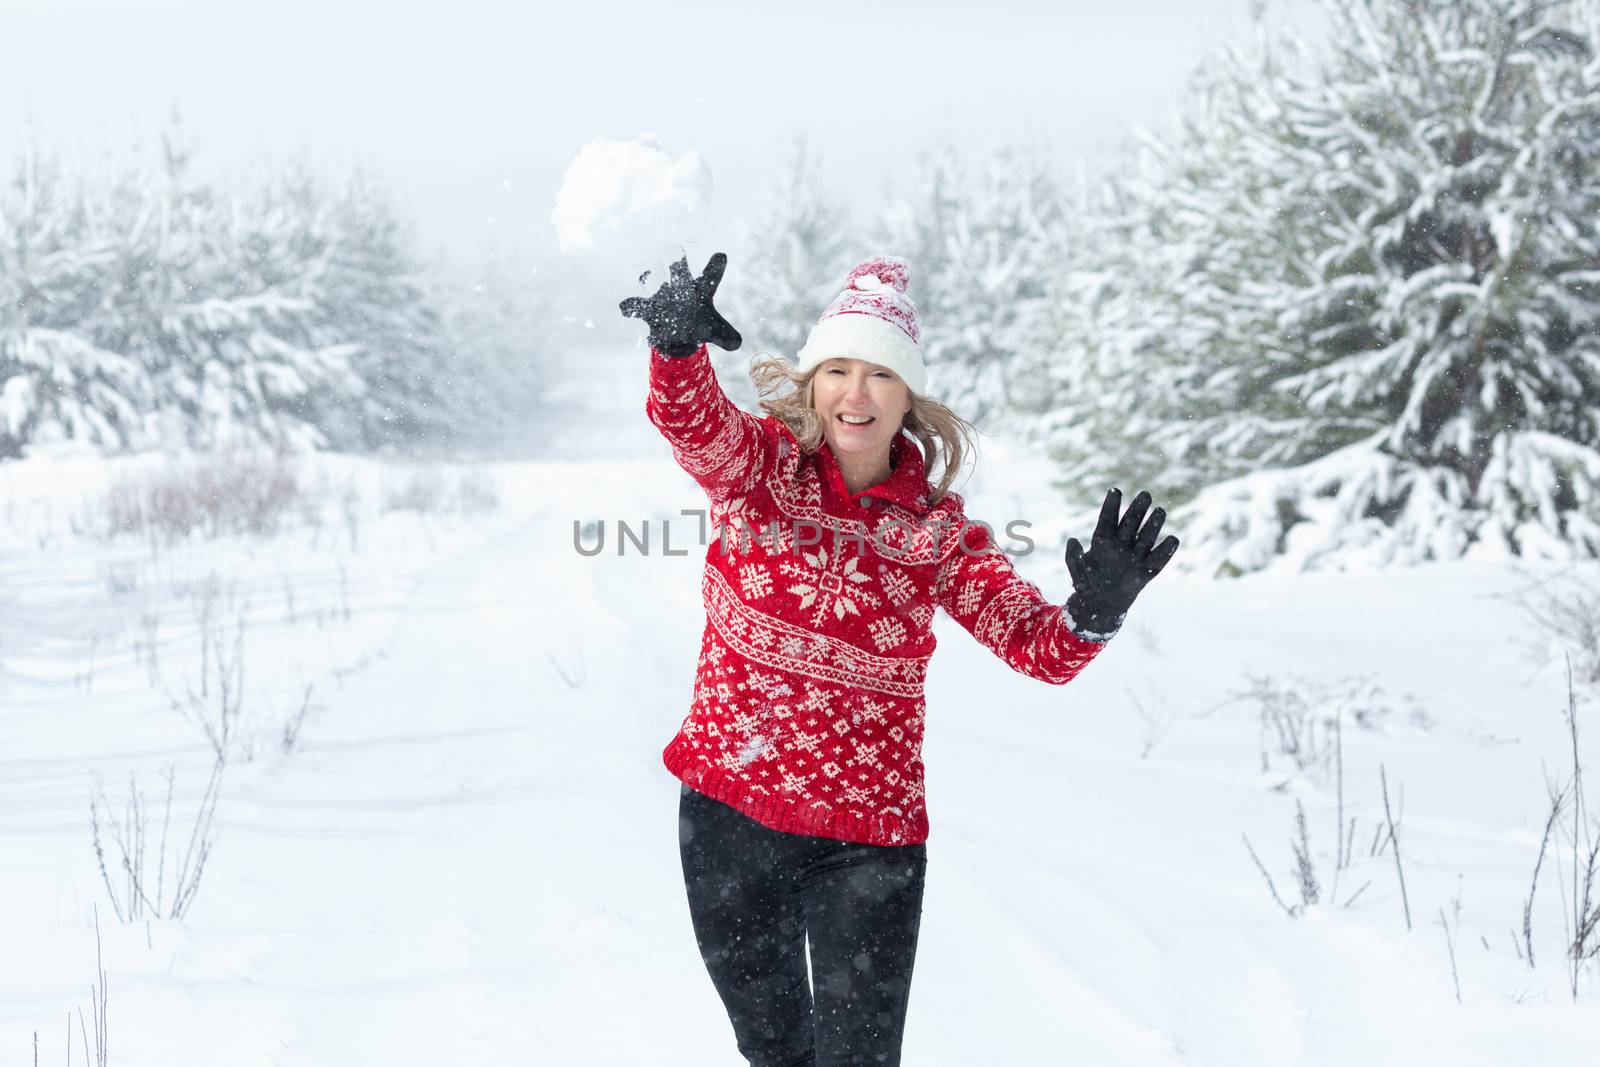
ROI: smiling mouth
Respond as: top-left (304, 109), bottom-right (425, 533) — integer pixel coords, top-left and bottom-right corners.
top-left (837, 414), bottom-right (876, 426)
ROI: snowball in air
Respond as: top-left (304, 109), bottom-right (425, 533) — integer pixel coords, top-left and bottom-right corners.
top-left (551, 135), bottom-right (712, 255)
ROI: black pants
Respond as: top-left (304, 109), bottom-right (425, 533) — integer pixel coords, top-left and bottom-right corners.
top-left (677, 783), bottom-right (927, 1067)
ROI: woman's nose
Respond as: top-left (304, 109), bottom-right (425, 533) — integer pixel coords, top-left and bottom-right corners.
top-left (847, 375), bottom-right (871, 403)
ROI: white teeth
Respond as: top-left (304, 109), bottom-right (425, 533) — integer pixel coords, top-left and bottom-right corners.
top-left (839, 415), bottom-right (874, 425)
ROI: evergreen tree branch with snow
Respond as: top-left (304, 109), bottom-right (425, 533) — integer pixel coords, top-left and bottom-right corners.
top-left (0, 124), bottom-right (546, 463)
top-left (1058, 0), bottom-right (1600, 574)
top-left (721, 137), bottom-right (855, 410)
top-left (877, 141), bottom-right (1072, 430)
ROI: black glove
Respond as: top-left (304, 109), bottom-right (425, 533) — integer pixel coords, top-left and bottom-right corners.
top-left (619, 252), bottom-right (743, 359)
top-left (1063, 488), bottom-right (1179, 638)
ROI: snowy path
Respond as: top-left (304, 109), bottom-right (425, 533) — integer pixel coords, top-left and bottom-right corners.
top-left (8, 449), bottom-right (1599, 1065)
top-left (135, 484), bottom-right (1600, 1063)
top-left (128, 501), bottom-right (723, 1064)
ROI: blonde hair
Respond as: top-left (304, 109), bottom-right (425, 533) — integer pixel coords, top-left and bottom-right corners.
top-left (748, 353), bottom-right (978, 506)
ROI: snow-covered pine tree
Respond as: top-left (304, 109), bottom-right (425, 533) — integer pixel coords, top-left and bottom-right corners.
top-left (88, 129), bottom-right (210, 454)
top-left (1037, 144), bottom-right (1200, 505)
top-left (126, 142), bottom-right (361, 453)
top-left (725, 137), bottom-right (854, 410)
top-left (315, 169), bottom-right (454, 454)
top-left (1074, 0), bottom-right (1600, 573)
top-left (0, 126), bottom-right (475, 461)
top-left (0, 134), bottom-right (147, 458)
top-left (878, 142), bottom-right (1071, 428)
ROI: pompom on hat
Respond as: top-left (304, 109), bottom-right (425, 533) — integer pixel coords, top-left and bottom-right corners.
top-left (794, 255), bottom-right (927, 396)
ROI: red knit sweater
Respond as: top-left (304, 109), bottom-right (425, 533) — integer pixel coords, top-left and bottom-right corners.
top-left (648, 345), bottom-right (1110, 846)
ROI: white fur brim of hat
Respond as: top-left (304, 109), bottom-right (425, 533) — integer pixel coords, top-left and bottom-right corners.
top-left (794, 312), bottom-right (928, 396)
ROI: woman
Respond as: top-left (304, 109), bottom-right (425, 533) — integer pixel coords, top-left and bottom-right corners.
top-left (621, 253), bottom-right (1178, 1066)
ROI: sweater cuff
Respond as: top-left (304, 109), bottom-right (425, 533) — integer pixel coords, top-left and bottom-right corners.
top-left (651, 341), bottom-right (707, 361)
top-left (647, 344), bottom-right (711, 388)
top-left (1062, 600), bottom-right (1122, 644)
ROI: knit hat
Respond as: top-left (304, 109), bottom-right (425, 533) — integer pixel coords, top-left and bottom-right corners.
top-left (794, 255), bottom-right (927, 396)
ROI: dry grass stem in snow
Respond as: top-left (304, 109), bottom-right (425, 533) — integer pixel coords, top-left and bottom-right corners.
top-left (36, 905), bottom-right (111, 1066)
top-left (1291, 799), bottom-right (1321, 908)
top-left (547, 637), bottom-right (587, 690)
top-left (1242, 833), bottom-right (1299, 919)
top-left (88, 903), bottom-right (108, 1067)
top-left (1526, 772), bottom-right (1571, 970)
top-left (1557, 657), bottom-right (1600, 999)
top-left (1243, 796), bottom-right (1374, 919)
top-left (1225, 673), bottom-right (1430, 786)
top-left (280, 681), bottom-right (317, 755)
top-left (1127, 684), bottom-right (1180, 759)
top-left (1520, 657), bottom-right (1600, 999)
top-left (1380, 764), bottom-right (1413, 931)
top-left (1507, 567), bottom-right (1600, 686)
top-left (90, 757), bottom-right (224, 923)
top-left (164, 607), bottom-right (247, 761)
top-left (1437, 891), bottom-right (1463, 1006)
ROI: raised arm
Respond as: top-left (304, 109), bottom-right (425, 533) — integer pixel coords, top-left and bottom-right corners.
top-left (624, 252), bottom-right (782, 502)
top-left (933, 488), bottom-right (1180, 684)
top-left (645, 344), bottom-right (784, 503)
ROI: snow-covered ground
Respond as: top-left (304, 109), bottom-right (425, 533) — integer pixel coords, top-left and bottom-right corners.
top-left (4, 397), bottom-right (1599, 1064)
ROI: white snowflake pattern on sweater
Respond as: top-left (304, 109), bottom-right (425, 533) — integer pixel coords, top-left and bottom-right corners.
top-left (647, 346), bottom-right (1109, 845)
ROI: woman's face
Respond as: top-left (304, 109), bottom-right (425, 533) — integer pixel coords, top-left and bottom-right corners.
top-left (810, 357), bottom-right (912, 465)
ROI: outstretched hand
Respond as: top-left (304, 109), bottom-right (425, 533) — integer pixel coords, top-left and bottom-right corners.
top-left (1063, 488), bottom-right (1179, 638)
top-left (620, 252), bottom-right (743, 358)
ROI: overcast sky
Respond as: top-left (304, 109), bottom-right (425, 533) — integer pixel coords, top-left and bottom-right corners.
top-left (3, 0), bottom-right (1325, 266)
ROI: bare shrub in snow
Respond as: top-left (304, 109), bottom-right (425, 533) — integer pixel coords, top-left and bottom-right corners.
top-left (338, 475), bottom-right (363, 550)
top-left (280, 682), bottom-right (317, 755)
top-left (454, 465), bottom-right (501, 515)
top-left (1507, 567), bottom-right (1600, 687)
top-left (1522, 658), bottom-right (1600, 1000)
top-left (335, 558), bottom-right (353, 625)
top-left (379, 462), bottom-right (501, 517)
top-left (1242, 738), bottom-right (1425, 921)
top-left (161, 580), bottom-right (328, 761)
top-left (1222, 672), bottom-right (1429, 784)
top-left (73, 627), bottom-right (105, 695)
top-left (85, 904), bottom-right (109, 1066)
top-left (1127, 683), bottom-right (1180, 759)
top-left (34, 905), bottom-right (109, 1067)
top-left (1243, 794), bottom-right (1379, 920)
top-left (163, 605), bottom-right (248, 762)
top-left (96, 442), bottom-right (308, 542)
top-left (90, 758), bottom-right (223, 923)
top-left (380, 463), bottom-right (444, 514)
top-left (132, 604), bottom-right (162, 687)
top-left (1245, 802), bottom-right (1329, 920)
top-left (97, 556), bottom-right (141, 597)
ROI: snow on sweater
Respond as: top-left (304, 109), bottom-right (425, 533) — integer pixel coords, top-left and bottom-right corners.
top-left (647, 345), bottom-right (1110, 846)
